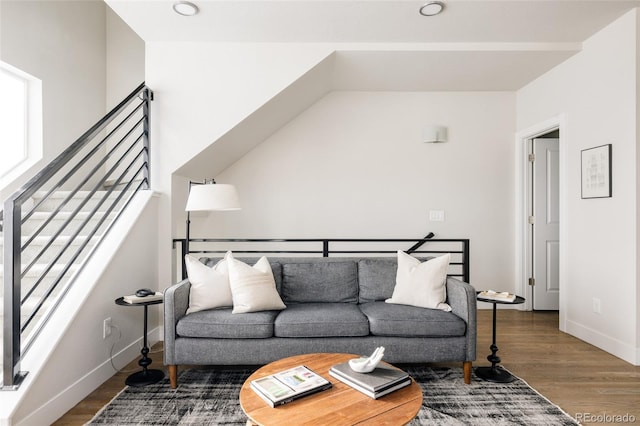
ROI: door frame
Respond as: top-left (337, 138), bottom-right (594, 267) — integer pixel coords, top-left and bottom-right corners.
top-left (514, 115), bottom-right (567, 331)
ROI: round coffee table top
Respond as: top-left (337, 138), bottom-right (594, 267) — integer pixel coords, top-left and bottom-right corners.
top-left (239, 353), bottom-right (423, 426)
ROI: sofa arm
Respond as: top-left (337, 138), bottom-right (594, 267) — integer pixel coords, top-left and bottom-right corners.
top-left (446, 277), bottom-right (477, 362)
top-left (163, 279), bottom-right (190, 365)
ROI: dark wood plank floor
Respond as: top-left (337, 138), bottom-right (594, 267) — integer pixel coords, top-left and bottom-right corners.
top-left (54, 310), bottom-right (640, 425)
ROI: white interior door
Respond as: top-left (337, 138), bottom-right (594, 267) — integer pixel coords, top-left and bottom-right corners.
top-left (532, 138), bottom-right (560, 310)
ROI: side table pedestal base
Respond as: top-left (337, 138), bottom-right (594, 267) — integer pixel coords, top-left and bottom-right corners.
top-left (475, 366), bottom-right (516, 383)
top-left (125, 369), bottom-right (165, 387)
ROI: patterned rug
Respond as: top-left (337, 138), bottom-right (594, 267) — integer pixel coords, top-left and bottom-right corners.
top-left (88, 366), bottom-right (579, 425)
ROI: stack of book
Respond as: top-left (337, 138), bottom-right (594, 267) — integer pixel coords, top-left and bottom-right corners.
top-left (122, 292), bottom-right (163, 304)
top-left (329, 361), bottom-right (411, 399)
top-left (250, 365), bottom-right (332, 407)
top-left (477, 290), bottom-right (516, 302)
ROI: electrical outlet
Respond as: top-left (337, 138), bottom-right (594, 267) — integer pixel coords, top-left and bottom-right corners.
top-left (592, 298), bottom-right (601, 314)
top-left (103, 317), bottom-right (112, 339)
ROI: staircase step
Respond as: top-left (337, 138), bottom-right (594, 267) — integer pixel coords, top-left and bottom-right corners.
top-left (0, 235), bottom-right (100, 264)
top-left (29, 190), bottom-right (125, 213)
top-left (1, 263), bottom-right (80, 293)
top-left (0, 297), bottom-right (58, 344)
top-left (7, 262), bottom-right (81, 278)
top-left (20, 210), bottom-right (118, 237)
top-left (0, 264), bottom-right (78, 308)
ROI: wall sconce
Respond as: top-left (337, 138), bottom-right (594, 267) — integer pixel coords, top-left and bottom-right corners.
top-left (422, 126), bottom-right (448, 143)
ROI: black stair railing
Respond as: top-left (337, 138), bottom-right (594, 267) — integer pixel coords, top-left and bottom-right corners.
top-left (1, 83), bottom-right (153, 390)
top-left (173, 236), bottom-right (470, 284)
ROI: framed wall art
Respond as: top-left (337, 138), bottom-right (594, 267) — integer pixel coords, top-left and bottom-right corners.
top-left (581, 144), bottom-right (612, 199)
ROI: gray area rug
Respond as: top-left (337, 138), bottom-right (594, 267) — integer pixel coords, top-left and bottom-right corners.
top-left (88, 366), bottom-right (579, 425)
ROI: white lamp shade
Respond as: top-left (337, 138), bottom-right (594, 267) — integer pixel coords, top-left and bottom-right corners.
top-left (423, 125), bottom-right (448, 143)
top-left (185, 184), bottom-right (241, 211)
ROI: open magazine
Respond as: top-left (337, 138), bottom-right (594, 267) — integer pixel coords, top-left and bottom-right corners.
top-left (250, 365), bottom-right (332, 407)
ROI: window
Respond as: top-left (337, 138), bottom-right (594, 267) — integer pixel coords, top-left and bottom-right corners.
top-left (0, 61), bottom-right (42, 185)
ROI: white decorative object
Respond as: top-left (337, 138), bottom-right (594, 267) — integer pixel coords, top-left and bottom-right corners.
top-left (349, 346), bottom-right (385, 373)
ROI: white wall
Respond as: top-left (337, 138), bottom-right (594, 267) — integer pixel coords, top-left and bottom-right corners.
top-left (106, 6), bottom-right (145, 110)
top-left (517, 9), bottom-right (639, 364)
top-left (191, 91), bottom-right (517, 291)
top-left (0, 0), bottom-right (106, 200)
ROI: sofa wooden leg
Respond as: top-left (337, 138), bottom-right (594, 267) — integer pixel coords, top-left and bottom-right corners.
top-left (169, 365), bottom-right (178, 388)
top-left (463, 361), bottom-right (472, 384)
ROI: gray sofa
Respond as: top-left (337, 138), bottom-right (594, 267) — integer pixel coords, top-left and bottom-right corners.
top-left (164, 256), bottom-right (477, 388)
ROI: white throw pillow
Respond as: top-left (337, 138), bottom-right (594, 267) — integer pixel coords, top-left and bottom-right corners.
top-left (184, 254), bottom-right (232, 314)
top-left (227, 252), bottom-right (286, 314)
top-left (386, 251), bottom-right (452, 311)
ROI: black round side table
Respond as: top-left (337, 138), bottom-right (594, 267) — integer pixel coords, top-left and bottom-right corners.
top-left (475, 293), bottom-right (525, 383)
top-left (115, 297), bottom-right (164, 386)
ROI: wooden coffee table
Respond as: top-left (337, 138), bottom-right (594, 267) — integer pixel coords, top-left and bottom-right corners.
top-left (239, 353), bottom-right (423, 425)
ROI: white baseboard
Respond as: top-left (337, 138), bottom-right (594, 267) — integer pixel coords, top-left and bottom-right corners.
top-left (565, 320), bottom-right (638, 366)
top-left (15, 327), bottom-right (161, 426)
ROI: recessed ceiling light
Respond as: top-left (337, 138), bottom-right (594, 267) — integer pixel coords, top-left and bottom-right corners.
top-left (173, 1), bottom-right (199, 16)
top-left (419, 1), bottom-right (445, 17)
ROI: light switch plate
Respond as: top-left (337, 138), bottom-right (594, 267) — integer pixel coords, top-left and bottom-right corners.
top-left (429, 210), bottom-right (445, 222)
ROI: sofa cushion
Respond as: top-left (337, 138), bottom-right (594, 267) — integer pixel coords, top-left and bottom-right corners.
top-left (358, 258), bottom-right (397, 303)
top-left (359, 302), bottom-right (466, 337)
top-left (281, 262), bottom-right (358, 303)
top-left (176, 308), bottom-right (279, 339)
top-left (274, 303), bottom-right (369, 337)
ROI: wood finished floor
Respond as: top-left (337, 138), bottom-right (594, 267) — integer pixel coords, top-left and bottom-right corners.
top-left (54, 310), bottom-right (640, 425)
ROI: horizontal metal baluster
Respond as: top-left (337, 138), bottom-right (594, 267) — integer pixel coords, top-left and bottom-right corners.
top-left (21, 178), bottom-right (147, 354)
top-left (22, 129), bottom-right (142, 270)
top-left (20, 101), bottom-right (145, 224)
top-left (21, 117), bottom-right (145, 251)
top-left (20, 147), bottom-right (145, 301)
top-left (7, 83), bottom-right (146, 210)
top-left (21, 159), bottom-right (145, 332)
top-left (191, 250), bottom-right (324, 255)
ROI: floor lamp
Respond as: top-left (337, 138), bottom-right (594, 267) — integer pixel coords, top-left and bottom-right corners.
top-left (184, 179), bottom-right (241, 278)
